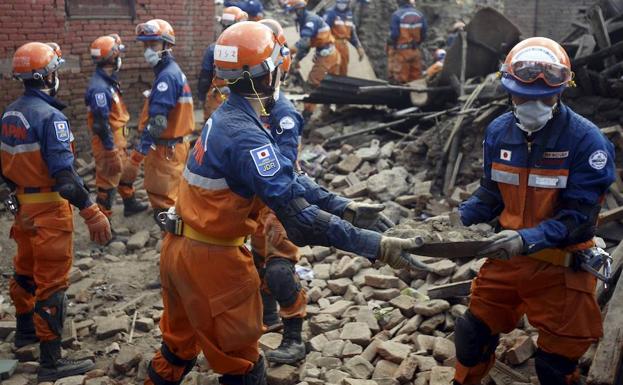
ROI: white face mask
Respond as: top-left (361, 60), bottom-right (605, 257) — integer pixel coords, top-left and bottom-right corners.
top-left (144, 48), bottom-right (161, 67)
top-left (114, 57), bottom-right (122, 72)
top-left (513, 100), bottom-right (555, 134)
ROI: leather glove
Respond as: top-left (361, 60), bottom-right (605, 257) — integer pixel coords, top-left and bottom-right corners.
top-left (378, 236), bottom-right (428, 270)
top-left (79, 204), bottom-right (112, 245)
top-left (123, 151), bottom-right (145, 183)
top-left (101, 148), bottom-right (122, 177)
top-left (357, 46), bottom-right (365, 61)
top-left (264, 212), bottom-right (287, 247)
top-left (477, 230), bottom-right (525, 260)
top-left (343, 202), bottom-right (394, 233)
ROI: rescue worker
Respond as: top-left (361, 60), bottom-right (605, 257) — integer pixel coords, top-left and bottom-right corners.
top-left (135, 19), bottom-right (195, 226)
top-left (85, 34), bottom-right (148, 218)
top-left (1, 42), bottom-right (112, 382)
top-left (425, 48), bottom-right (445, 80)
top-left (145, 22), bottom-right (423, 385)
top-left (198, 7), bottom-right (248, 122)
top-left (224, 0), bottom-right (264, 21)
top-left (251, 18), bottom-right (307, 364)
top-left (387, 0), bottom-right (427, 83)
top-left (287, 0), bottom-right (341, 122)
top-left (452, 38), bottom-right (615, 385)
top-left (323, 0), bottom-right (366, 77)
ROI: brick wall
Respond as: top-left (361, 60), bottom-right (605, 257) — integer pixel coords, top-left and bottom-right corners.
top-left (0, 0), bottom-right (215, 159)
top-left (503, 0), bottom-right (596, 39)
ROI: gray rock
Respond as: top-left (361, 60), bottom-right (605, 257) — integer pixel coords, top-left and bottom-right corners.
top-left (372, 359), bottom-right (399, 379)
top-left (389, 295), bottom-right (417, 318)
top-left (395, 354), bottom-right (419, 383)
top-left (413, 355), bottom-right (438, 371)
top-left (127, 230), bottom-right (150, 251)
top-left (260, 333), bottom-right (282, 351)
top-left (327, 278), bottom-right (353, 296)
top-left (113, 346), bottom-right (142, 374)
top-left (428, 260), bottom-right (457, 276)
top-left (322, 339), bottom-right (345, 357)
top-left (451, 262), bottom-right (474, 282)
top-left (108, 241), bottom-right (126, 256)
top-left (413, 300), bottom-right (451, 317)
top-left (334, 256), bottom-right (361, 278)
top-left (95, 315), bottom-right (129, 340)
top-left (309, 333), bottom-right (329, 352)
top-left (367, 167), bottom-right (410, 201)
top-left (324, 369), bottom-right (349, 384)
top-left (382, 308), bottom-right (406, 331)
top-left (337, 154), bottom-right (363, 174)
top-left (313, 356), bottom-right (342, 369)
top-left (313, 264), bottom-right (331, 280)
top-left (310, 314), bottom-right (341, 335)
top-left (343, 356), bottom-right (375, 379)
top-left (432, 337), bottom-right (456, 361)
top-left (450, 304), bottom-right (467, 318)
top-left (342, 341), bottom-right (363, 357)
top-left (307, 287), bottom-right (323, 303)
top-left (340, 322), bottom-right (372, 346)
top-left (364, 274), bottom-right (400, 289)
top-left (343, 380), bottom-right (378, 385)
top-left (319, 300), bottom-right (353, 317)
top-left (415, 334), bottom-right (436, 352)
top-left (14, 345), bottom-right (39, 362)
top-left (419, 313), bottom-right (446, 334)
top-left (429, 366), bottom-right (455, 385)
top-left (267, 364), bottom-right (298, 385)
top-left (368, 288), bottom-right (400, 302)
top-left (136, 317), bottom-right (155, 332)
top-left (378, 341), bottom-right (412, 364)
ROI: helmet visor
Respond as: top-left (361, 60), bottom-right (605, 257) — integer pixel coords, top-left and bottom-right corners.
top-left (136, 23), bottom-right (160, 38)
top-left (509, 61), bottom-right (572, 87)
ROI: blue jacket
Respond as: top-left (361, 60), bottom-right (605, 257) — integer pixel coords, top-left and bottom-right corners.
top-left (295, 10), bottom-right (335, 60)
top-left (265, 92), bottom-right (304, 164)
top-left (460, 104), bottom-right (616, 253)
top-left (84, 67), bottom-right (122, 149)
top-left (389, 5), bottom-right (427, 46)
top-left (323, 7), bottom-right (361, 47)
top-left (223, 0), bottom-right (264, 18)
top-left (178, 92), bottom-right (380, 258)
top-left (1, 88), bottom-right (75, 187)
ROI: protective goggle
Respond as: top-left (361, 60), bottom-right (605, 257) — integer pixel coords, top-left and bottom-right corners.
top-left (135, 23), bottom-right (160, 37)
top-left (502, 61), bottom-right (572, 87)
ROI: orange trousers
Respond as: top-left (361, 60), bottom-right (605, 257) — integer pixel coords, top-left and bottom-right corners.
top-left (387, 47), bottom-right (422, 83)
top-left (203, 87), bottom-right (227, 122)
top-left (335, 39), bottom-right (349, 76)
top-left (143, 142), bottom-right (189, 210)
top-left (303, 49), bottom-right (341, 115)
top-left (251, 208), bottom-right (306, 319)
top-left (454, 256), bottom-right (603, 385)
top-left (9, 200), bottom-right (74, 342)
top-left (146, 234), bottom-right (263, 384)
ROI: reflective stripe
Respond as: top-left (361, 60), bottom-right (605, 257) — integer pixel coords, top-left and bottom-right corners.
top-left (400, 23), bottom-right (423, 29)
top-left (0, 142), bottom-right (40, 154)
top-left (183, 167), bottom-right (228, 190)
top-left (528, 174), bottom-right (568, 189)
top-left (17, 192), bottom-right (64, 204)
top-left (2, 111), bottom-right (31, 129)
top-left (183, 224), bottom-right (245, 246)
top-left (491, 169), bottom-right (519, 185)
top-left (177, 96), bottom-right (193, 104)
top-left (528, 248), bottom-right (572, 267)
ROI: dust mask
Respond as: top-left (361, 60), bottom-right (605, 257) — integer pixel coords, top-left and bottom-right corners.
top-left (144, 48), bottom-right (161, 67)
top-left (513, 100), bottom-right (555, 134)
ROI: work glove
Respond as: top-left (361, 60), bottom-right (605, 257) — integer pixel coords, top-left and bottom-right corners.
top-left (343, 202), bottom-right (394, 233)
top-left (264, 211), bottom-right (287, 247)
top-left (477, 230), bottom-right (525, 260)
top-left (357, 46), bottom-right (365, 61)
top-left (79, 204), bottom-right (112, 245)
top-left (101, 148), bottom-right (123, 177)
top-left (378, 236), bottom-right (427, 270)
top-left (122, 151), bottom-right (145, 183)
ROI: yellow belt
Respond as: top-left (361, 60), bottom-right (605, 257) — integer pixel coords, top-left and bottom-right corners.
top-left (182, 224), bottom-right (245, 247)
top-left (16, 192), bottom-right (64, 204)
top-left (528, 248), bottom-right (573, 267)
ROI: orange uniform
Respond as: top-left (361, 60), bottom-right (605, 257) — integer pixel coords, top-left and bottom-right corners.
top-left (387, 4), bottom-right (427, 83)
top-left (323, 5), bottom-right (362, 76)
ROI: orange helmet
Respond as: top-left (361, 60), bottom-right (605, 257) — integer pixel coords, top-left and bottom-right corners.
top-left (221, 6), bottom-right (248, 27)
top-left (500, 37), bottom-right (572, 98)
top-left (136, 19), bottom-right (176, 45)
top-left (90, 34), bottom-right (125, 65)
top-left (286, 0), bottom-right (307, 11)
top-left (258, 19), bottom-right (291, 72)
top-left (12, 42), bottom-right (64, 81)
top-left (214, 21), bottom-right (287, 81)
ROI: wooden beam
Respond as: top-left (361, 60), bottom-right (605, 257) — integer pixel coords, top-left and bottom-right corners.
top-left (427, 280), bottom-right (472, 299)
top-left (588, 5), bottom-right (617, 67)
top-left (599, 206), bottom-right (623, 225)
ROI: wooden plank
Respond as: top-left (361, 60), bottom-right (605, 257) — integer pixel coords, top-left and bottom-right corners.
top-left (587, 257), bottom-right (623, 384)
top-left (599, 206), bottom-right (623, 225)
top-left (427, 280), bottom-right (472, 299)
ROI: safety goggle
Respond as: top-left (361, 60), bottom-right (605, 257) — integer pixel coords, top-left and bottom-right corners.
top-left (135, 23), bottom-right (160, 37)
top-left (502, 61), bottom-right (572, 87)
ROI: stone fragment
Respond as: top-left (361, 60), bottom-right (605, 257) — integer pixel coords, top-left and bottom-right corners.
top-left (355, 308), bottom-right (380, 333)
top-left (324, 369), bottom-right (349, 384)
top-left (395, 354), bottom-right (419, 383)
top-left (342, 341), bottom-right (363, 357)
top-left (61, 320), bottom-right (77, 348)
top-left (372, 359), bottom-right (399, 379)
top-left (378, 341), bottom-right (412, 364)
top-left (313, 356), bottom-right (342, 369)
top-left (337, 154), bottom-right (363, 174)
top-left (413, 300), bottom-right (451, 317)
top-left (452, 262), bottom-right (474, 282)
top-left (413, 355), bottom-right (438, 371)
top-left (260, 333), bottom-right (282, 351)
top-left (415, 334), bottom-right (436, 352)
top-left (136, 317), bottom-right (155, 332)
top-left (267, 364), bottom-right (298, 385)
top-left (327, 278), bottom-right (353, 295)
top-left (319, 300), bottom-right (353, 317)
top-left (367, 168), bottom-right (410, 201)
top-left (413, 371), bottom-right (431, 385)
top-left (428, 260), bottom-right (457, 276)
top-left (113, 346), bottom-right (142, 374)
top-left (340, 322), bottom-right (372, 346)
top-left (307, 286), bottom-right (323, 303)
top-left (0, 320), bottom-right (16, 338)
top-left (343, 182), bottom-right (369, 198)
top-left (360, 338), bottom-right (381, 363)
top-left (54, 375), bottom-right (86, 385)
top-left (95, 315), bottom-right (129, 340)
top-left (127, 230), bottom-right (150, 251)
top-left (343, 380), bottom-right (378, 385)
top-left (309, 333), bottom-right (329, 352)
top-left (14, 345), bottom-right (39, 362)
top-left (2, 373), bottom-right (28, 385)
top-left (433, 337), bottom-right (456, 361)
top-left (334, 256), bottom-right (362, 279)
top-left (108, 241), bottom-right (126, 256)
top-left (75, 257), bottom-right (95, 270)
top-left (418, 312), bottom-right (445, 333)
top-left (364, 274), bottom-right (400, 289)
top-left (309, 314), bottom-right (341, 335)
top-left (450, 304), bottom-right (467, 318)
top-left (313, 264), bottom-right (331, 280)
top-left (389, 295), bottom-right (417, 318)
top-left (383, 308), bottom-right (406, 330)
top-left (506, 336), bottom-right (536, 365)
top-left (429, 366), bottom-right (455, 385)
top-left (322, 339), bottom-right (345, 357)
top-left (343, 355), bottom-right (375, 379)
top-left (16, 360), bottom-right (37, 375)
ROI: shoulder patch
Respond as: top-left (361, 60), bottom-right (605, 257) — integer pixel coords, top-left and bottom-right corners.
top-left (278, 116), bottom-right (296, 134)
top-left (305, 21), bottom-right (315, 28)
top-left (157, 81), bottom-right (169, 92)
top-left (250, 143), bottom-right (281, 177)
top-left (589, 150), bottom-right (608, 170)
top-left (54, 121), bottom-right (70, 142)
top-left (95, 92), bottom-right (107, 107)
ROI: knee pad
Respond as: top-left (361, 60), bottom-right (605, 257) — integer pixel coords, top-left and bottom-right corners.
top-left (148, 343), bottom-right (197, 385)
top-left (34, 291), bottom-right (67, 337)
top-left (264, 258), bottom-right (300, 308)
top-left (220, 356), bottom-right (266, 385)
top-left (96, 188), bottom-right (116, 210)
top-left (12, 274), bottom-right (36, 296)
top-left (454, 310), bottom-right (499, 367)
top-left (534, 349), bottom-right (578, 385)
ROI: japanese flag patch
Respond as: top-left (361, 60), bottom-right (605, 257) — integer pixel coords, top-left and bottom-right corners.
top-left (500, 149), bottom-right (512, 161)
top-left (54, 121), bottom-right (70, 142)
top-left (251, 143), bottom-right (280, 177)
top-left (95, 92), bottom-right (107, 107)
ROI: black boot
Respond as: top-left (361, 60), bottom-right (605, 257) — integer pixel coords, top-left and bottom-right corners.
top-left (221, 354), bottom-right (266, 385)
top-left (123, 195), bottom-right (149, 217)
top-left (261, 291), bottom-right (282, 332)
top-left (38, 339), bottom-right (94, 382)
top-left (265, 317), bottom-right (305, 364)
top-left (14, 312), bottom-right (38, 348)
